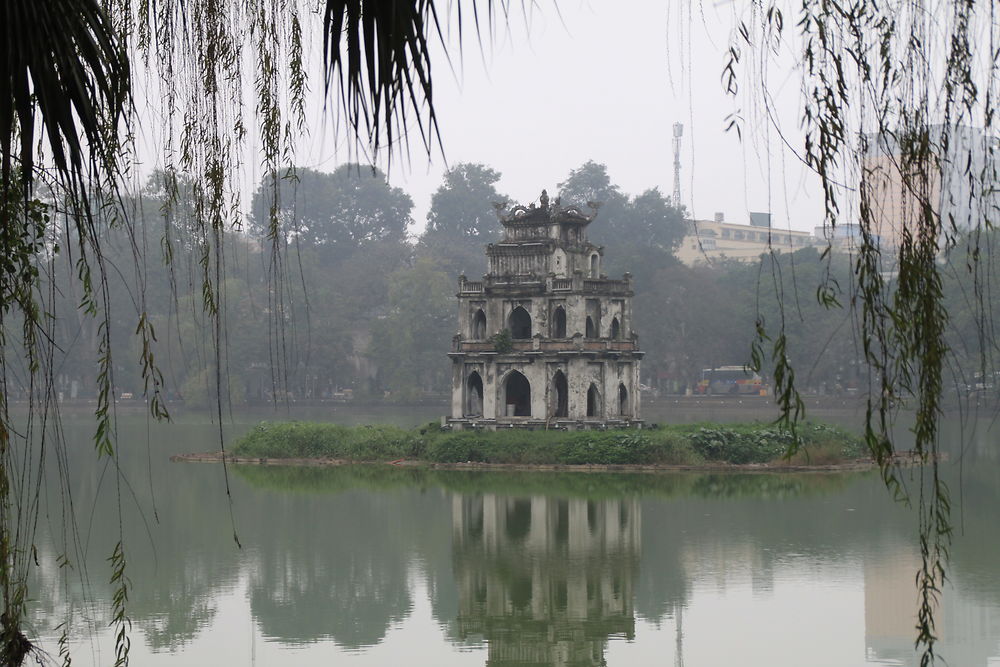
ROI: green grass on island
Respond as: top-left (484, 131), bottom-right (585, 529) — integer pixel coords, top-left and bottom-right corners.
top-left (230, 421), bottom-right (866, 467)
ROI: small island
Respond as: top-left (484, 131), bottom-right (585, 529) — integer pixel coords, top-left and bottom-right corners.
top-left (174, 193), bottom-right (878, 473)
top-left (173, 420), bottom-right (872, 471)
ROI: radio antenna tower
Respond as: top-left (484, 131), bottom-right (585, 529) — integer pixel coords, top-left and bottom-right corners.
top-left (672, 123), bottom-right (683, 208)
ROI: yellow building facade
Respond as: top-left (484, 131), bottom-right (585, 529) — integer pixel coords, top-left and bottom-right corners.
top-left (676, 213), bottom-right (816, 266)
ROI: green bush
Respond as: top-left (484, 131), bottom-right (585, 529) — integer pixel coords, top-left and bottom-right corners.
top-left (231, 420), bottom-right (862, 466)
top-left (687, 426), bottom-right (792, 464)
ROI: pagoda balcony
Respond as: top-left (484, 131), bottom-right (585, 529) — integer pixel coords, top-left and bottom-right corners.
top-left (582, 278), bottom-right (631, 294)
top-left (458, 273), bottom-right (633, 295)
top-left (452, 337), bottom-right (640, 354)
top-left (458, 278), bottom-right (485, 293)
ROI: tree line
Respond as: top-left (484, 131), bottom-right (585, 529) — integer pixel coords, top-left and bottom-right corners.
top-left (18, 160), bottom-right (995, 408)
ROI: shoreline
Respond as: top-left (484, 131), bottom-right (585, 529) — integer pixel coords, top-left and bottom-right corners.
top-left (171, 451), bottom-right (913, 474)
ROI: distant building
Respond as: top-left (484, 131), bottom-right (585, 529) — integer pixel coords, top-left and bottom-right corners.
top-left (861, 125), bottom-right (1000, 251)
top-left (676, 212), bottom-right (816, 266)
top-left (810, 222), bottom-right (883, 255)
top-left (447, 191), bottom-right (643, 429)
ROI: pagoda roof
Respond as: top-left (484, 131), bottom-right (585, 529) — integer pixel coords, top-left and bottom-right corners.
top-left (494, 190), bottom-right (601, 226)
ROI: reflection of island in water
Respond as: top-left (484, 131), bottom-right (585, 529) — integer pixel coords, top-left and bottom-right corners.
top-left (452, 493), bottom-right (640, 666)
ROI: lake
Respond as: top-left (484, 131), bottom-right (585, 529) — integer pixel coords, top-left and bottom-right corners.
top-left (26, 400), bottom-right (1000, 666)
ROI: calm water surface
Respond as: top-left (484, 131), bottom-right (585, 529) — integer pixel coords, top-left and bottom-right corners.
top-left (28, 402), bottom-right (1000, 666)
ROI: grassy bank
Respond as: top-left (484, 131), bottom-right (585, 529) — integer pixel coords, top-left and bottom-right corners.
top-left (230, 421), bottom-right (865, 467)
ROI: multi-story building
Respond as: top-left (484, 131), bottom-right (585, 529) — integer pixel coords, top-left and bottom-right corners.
top-left (447, 191), bottom-right (642, 429)
top-left (676, 212), bottom-right (816, 266)
top-left (861, 125), bottom-right (999, 251)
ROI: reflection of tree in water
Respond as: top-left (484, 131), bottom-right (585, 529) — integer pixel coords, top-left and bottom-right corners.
top-left (28, 441), bottom-right (240, 653)
top-left (38, 455), bottom-right (992, 663)
top-left (451, 492), bottom-right (640, 666)
top-left (246, 488), bottom-right (416, 648)
top-left (948, 463), bottom-right (1000, 606)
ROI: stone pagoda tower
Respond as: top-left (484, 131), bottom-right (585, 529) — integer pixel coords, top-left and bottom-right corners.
top-left (447, 190), bottom-right (642, 429)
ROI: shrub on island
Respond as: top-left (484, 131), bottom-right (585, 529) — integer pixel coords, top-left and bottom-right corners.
top-left (231, 421), bottom-right (864, 467)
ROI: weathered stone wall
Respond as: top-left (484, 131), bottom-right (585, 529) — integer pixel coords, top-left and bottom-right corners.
top-left (452, 356), bottom-right (639, 421)
top-left (449, 195), bottom-right (640, 426)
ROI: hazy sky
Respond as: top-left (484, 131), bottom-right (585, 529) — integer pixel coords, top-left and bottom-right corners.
top-left (296, 1), bottom-right (823, 235)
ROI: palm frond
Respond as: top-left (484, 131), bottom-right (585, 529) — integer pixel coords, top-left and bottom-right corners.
top-left (321, 0), bottom-right (509, 162)
top-left (1, 0), bottom-right (128, 192)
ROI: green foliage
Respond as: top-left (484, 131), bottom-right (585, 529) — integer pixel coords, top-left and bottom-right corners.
top-left (687, 427), bottom-right (791, 464)
top-left (368, 259), bottom-right (454, 398)
top-left (249, 165), bottom-right (413, 257)
top-left (423, 429), bottom-right (694, 465)
top-left (558, 161), bottom-right (686, 260)
top-left (683, 421), bottom-right (864, 464)
top-left (232, 420), bottom-right (863, 467)
top-left (424, 163), bottom-right (506, 242)
top-left (179, 367), bottom-right (247, 409)
top-left (729, 4), bottom-right (1000, 660)
top-left (25, 165), bottom-right (979, 407)
top-left (418, 163), bottom-right (507, 278)
top-left (235, 422), bottom-right (426, 461)
top-left (489, 328), bottom-right (513, 354)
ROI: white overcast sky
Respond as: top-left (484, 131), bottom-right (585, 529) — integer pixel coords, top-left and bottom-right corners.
top-left (311, 1), bottom-right (823, 235)
top-left (144, 1), bottom-right (822, 236)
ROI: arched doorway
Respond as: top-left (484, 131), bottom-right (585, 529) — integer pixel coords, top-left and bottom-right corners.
top-left (551, 370), bottom-right (568, 418)
top-left (467, 372), bottom-right (484, 416)
top-left (503, 371), bottom-right (532, 416)
top-left (508, 306), bottom-right (532, 339)
top-left (472, 309), bottom-right (487, 339)
top-left (618, 383), bottom-right (629, 416)
top-left (586, 383), bottom-right (600, 417)
top-left (590, 254), bottom-right (599, 277)
top-left (552, 306), bottom-right (567, 338)
top-left (610, 316), bottom-right (621, 339)
top-left (585, 316), bottom-right (596, 338)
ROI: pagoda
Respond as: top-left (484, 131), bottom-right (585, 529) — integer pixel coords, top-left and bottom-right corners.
top-left (447, 190), bottom-right (642, 429)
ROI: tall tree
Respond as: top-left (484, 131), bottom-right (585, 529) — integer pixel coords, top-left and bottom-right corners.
top-left (557, 161), bottom-right (685, 278)
top-left (250, 166), bottom-right (413, 258)
top-left (425, 163), bottom-right (505, 242)
top-left (557, 161), bottom-right (627, 209)
top-left (420, 163), bottom-right (507, 277)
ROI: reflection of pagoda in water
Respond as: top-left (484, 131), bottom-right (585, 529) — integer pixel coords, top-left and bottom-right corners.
top-left (451, 493), bottom-right (640, 666)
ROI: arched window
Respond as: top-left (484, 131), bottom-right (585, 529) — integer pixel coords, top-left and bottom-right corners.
top-left (467, 372), bottom-right (483, 416)
top-left (552, 306), bottom-right (567, 338)
top-left (590, 254), bottom-right (599, 278)
top-left (503, 371), bottom-right (532, 417)
top-left (551, 370), bottom-right (568, 418)
top-left (471, 309), bottom-right (487, 340)
top-left (618, 383), bottom-right (629, 416)
top-left (586, 383), bottom-right (600, 417)
top-left (508, 306), bottom-right (532, 339)
top-left (585, 316), bottom-right (596, 339)
top-left (610, 317), bottom-right (621, 340)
